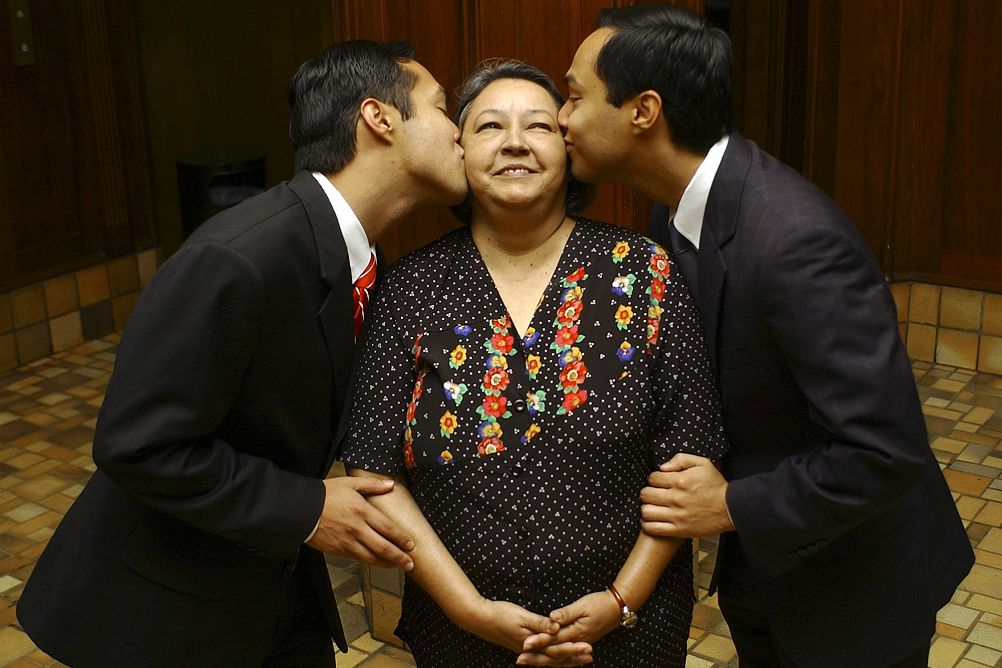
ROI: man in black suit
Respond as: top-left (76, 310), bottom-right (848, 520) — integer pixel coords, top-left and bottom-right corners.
top-left (557, 6), bottom-right (973, 667)
top-left (17, 40), bottom-right (467, 667)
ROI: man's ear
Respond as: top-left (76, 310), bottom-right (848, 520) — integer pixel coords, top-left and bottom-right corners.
top-left (359, 98), bottom-right (394, 143)
top-left (630, 90), bottom-right (663, 134)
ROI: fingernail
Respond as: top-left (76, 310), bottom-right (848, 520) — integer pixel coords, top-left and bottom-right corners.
top-left (404, 540), bottom-right (415, 550)
top-left (382, 479), bottom-right (394, 486)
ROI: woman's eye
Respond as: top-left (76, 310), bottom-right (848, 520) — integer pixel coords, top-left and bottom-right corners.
top-left (477, 122), bottom-right (501, 131)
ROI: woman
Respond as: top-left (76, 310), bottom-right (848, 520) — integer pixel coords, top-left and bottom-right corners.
top-left (341, 59), bottom-right (726, 667)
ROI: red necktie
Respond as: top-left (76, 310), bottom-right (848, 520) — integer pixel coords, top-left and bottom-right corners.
top-left (352, 253), bottom-right (377, 339)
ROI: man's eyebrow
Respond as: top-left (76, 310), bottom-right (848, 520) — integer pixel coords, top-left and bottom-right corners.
top-left (564, 74), bottom-right (577, 85)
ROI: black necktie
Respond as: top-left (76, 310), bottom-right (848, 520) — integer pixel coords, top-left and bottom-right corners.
top-left (668, 218), bottom-right (698, 299)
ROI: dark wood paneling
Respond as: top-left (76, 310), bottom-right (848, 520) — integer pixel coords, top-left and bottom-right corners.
top-left (937, 0), bottom-right (1002, 286)
top-left (831, 0), bottom-right (903, 265)
top-left (888, 0), bottom-right (953, 281)
top-left (0, 0), bottom-right (152, 289)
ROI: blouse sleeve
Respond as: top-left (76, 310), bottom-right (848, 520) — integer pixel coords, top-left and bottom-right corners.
top-left (340, 267), bottom-right (418, 475)
top-left (647, 245), bottom-right (728, 469)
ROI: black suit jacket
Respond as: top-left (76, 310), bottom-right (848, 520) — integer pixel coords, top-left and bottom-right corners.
top-left (18, 172), bottom-right (353, 666)
top-left (650, 134), bottom-right (973, 666)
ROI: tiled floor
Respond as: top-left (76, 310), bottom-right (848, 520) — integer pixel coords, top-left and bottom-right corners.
top-left (1, 337), bottom-right (1001, 667)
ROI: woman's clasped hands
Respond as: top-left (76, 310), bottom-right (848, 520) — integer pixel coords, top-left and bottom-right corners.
top-left (472, 589), bottom-right (622, 665)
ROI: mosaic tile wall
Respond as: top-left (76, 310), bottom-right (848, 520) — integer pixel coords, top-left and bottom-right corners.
top-left (893, 282), bottom-right (1002, 374)
top-left (0, 250), bottom-right (159, 373)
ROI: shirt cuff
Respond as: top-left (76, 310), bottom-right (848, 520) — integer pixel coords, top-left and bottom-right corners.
top-left (304, 515), bottom-right (321, 544)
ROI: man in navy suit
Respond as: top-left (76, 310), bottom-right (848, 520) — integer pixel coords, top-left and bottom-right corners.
top-left (17, 40), bottom-right (467, 666)
top-left (558, 6), bottom-right (973, 667)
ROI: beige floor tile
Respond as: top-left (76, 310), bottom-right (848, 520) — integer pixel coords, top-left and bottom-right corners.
top-left (964, 643), bottom-right (1001, 665)
top-left (351, 633), bottom-right (385, 654)
top-left (968, 621), bottom-right (1002, 651)
top-left (978, 528), bottom-right (1002, 554)
top-left (974, 501), bottom-right (1002, 526)
top-left (333, 646), bottom-right (370, 668)
top-left (938, 603), bottom-right (981, 629)
top-left (929, 635), bottom-right (969, 668)
top-left (690, 634), bottom-right (736, 663)
top-left (0, 627), bottom-right (36, 665)
top-left (968, 594), bottom-right (1002, 615)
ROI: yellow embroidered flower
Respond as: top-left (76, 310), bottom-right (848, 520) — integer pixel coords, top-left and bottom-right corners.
top-left (523, 423), bottom-right (541, 443)
top-left (612, 241), bottom-right (631, 262)
top-left (615, 305), bottom-right (633, 328)
top-left (648, 304), bottom-right (662, 320)
top-left (449, 344), bottom-right (467, 368)
top-left (526, 354), bottom-right (541, 379)
top-left (480, 421), bottom-right (503, 439)
top-left (440, 410), bottom-right (458, 438)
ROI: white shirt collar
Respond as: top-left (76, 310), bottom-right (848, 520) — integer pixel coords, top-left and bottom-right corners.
top-left (673, 134), bottom-right (730, 250)
top-left (311, 172), bottom-right (375, 282)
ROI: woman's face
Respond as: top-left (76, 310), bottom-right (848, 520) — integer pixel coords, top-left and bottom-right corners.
top-left (460, 78), bottom-right (568, 214)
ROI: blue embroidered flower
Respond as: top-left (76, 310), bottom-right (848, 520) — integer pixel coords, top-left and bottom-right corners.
top-left (454, 324), bottom-right (472, 336)
top-left (523, 326), bottom-right (540, 347)
top-left (617, 341), bottom-right (635, 362)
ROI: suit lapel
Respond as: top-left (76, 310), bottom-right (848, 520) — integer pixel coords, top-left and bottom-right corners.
top-left (698, 134), bottom-right (751, 372)
top-left (288, 172), bottom-right (354, 434)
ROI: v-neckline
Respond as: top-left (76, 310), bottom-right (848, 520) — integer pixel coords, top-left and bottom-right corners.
top-left (466, 221), bottom-right (582, 341)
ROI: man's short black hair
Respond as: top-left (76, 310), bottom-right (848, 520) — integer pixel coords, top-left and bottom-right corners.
top-left (289, 40), bottom-right (417, 174)
top-left (596, 5), bottom-right (733, 153)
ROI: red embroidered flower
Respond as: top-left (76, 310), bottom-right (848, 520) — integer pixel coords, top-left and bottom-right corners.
top-left (481, 395), bottom-right (509, 418)
top-left (565, 266), bottom-right (586, 283)
top-left (494, 314), bottom-right (512, 330)
top-left (557, 298), bottom-right (583, 325)
top-left (560, 360), bottom-right (588, 389)
top-left (650, 254), bottom-right (670, 278)
top-left (561, 389), bottom-right (588, 413)
top-left (403, 442), bottom-right (415, 469)
top-left (650, 277), bottom-right (666, 301)
top-left (646, 318), bottom-right (661, 344)
top-left (477, 437), bottom-right (505, 456)
top-left (554, 324), bottom-right (580, 347)
top-left (405, 401), bottom-right (416, 423)
top-left (483, 368), bottom-right (511, 393)
top-left (491, 332), bottom-right (515, 354)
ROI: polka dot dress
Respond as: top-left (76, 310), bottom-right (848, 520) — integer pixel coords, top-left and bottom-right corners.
top-left (342, 219), bottom-right (727, 667)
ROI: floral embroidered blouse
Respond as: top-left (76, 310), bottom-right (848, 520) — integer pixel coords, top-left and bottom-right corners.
top-left (341, 219), bottom-right (726, 666)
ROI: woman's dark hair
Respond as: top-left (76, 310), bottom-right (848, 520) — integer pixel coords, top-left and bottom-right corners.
top-left (289, 40), bottom-right (417, 174)
top-left (595, 5), bottom-right (733, 154)
top-left (449, 58), bottom-right (594, 224)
